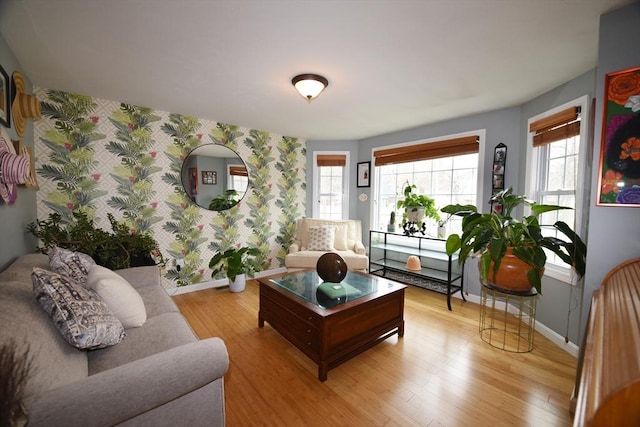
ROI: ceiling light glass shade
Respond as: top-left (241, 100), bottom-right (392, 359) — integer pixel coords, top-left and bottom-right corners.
top-left (292, 74), bottom-right (329, 101)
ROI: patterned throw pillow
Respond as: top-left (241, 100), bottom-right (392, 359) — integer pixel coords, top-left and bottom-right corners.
top-left (307, 226), bottom-right (336, 251)
top-left (32, 267), bottom-right (126, 350)
top-left (48, 246), bottom-right (96, 285)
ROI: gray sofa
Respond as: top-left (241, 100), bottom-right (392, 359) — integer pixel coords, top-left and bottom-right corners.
top-left (0, 253), bottom-right (229, 427)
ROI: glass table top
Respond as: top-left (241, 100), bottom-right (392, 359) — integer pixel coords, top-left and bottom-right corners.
top-left (269, 270), bottom-right (390, 309)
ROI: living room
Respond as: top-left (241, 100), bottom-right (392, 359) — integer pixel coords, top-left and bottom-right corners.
top-left (1, 1), bottom-right (639, 426)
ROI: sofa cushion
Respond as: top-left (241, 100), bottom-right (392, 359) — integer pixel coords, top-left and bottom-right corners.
top-left (136, 284), bottom-right (180, 318)
top-left (87, 265), bottom-right (147, 328)
top-left (0, 279), bottom-right (88, 400)
top-left (48, 246), bottom-right (96, 285)
top-left (0, 253), bottom-right (49, 283)
top-left (32, 267), bottom-right (126, 350)
top-left (306, 226), bottom-right (336, 251)
top-left (88, 312), bottom-right (196, 375)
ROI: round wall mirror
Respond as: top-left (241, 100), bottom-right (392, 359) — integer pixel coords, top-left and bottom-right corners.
top-left (180, 144), bottom-right (249, 211)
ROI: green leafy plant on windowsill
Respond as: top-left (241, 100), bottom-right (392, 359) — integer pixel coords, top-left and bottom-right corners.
top-left (27, 211), bottom-right (164, 270)
top-left (395, 182), bottom-right (440, 232)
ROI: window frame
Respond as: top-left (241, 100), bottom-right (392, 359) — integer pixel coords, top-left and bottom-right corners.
top-left (312, 151), bottom-right (350, 220)
top-left (525, 95), bottom-right (590, 285)
top-left (370, 130), bottom-right (486, 236)
top-left (226, 164), bottom-right (248, 198)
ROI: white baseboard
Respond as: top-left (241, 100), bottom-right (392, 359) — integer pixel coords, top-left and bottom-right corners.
top-left (171, 267), bottom-right (288, 295)
top-left (452, 292), bottom-right (578, 357)
top-left (172, 278), bottom-right (228, 295)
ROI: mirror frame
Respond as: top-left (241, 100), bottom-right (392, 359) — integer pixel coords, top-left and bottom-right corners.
top-left (180, 144), bottom-right (249, 211)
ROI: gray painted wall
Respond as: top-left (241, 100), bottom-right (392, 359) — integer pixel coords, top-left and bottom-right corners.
top-left (0, 33), bottom-right (37, 271)
top-left (580, 2), bottom-right (640, 339)
top-left (520, 69), bottom-right (597, 344)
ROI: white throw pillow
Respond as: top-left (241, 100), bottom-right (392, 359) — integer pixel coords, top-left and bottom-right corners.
top-left (334, 225), bottom-right (349, 250)
top-left (87, 265), bottom-right (147, 328)
top-left (307, 226), bottom-right (336, 251)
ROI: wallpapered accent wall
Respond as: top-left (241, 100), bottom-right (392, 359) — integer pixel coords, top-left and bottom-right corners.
top-left (33, 88), bottom-right (306, 289)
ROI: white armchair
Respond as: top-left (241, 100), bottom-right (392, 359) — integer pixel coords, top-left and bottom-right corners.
top-left (285, 218), bottom-right (368, 271)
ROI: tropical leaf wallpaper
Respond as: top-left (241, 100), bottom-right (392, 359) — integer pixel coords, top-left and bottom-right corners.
top-left (33, 87), bottom-right (306, 289)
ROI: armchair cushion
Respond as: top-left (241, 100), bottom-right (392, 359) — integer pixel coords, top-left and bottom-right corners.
top-left (286, 218), bottom-right (368, 271)
top-left (334, 225), bottom-right (348, 250)
top-left (306, 226), bottom-right (336, 251)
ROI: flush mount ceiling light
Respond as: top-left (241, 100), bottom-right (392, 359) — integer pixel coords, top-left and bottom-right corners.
top-left (291, 74), bottom-right (329, 102)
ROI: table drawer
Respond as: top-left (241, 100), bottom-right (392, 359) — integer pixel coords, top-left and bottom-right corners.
top-left (260, 285), bottom-right (322, 327)
top-left (261, 303), bottom-right (321, 355)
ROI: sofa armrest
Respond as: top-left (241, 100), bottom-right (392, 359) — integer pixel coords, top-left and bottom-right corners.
top-left (288, 242), bottom-right (301, 254)
top-left (354, 241), bottom-right (366, 255)
top-left (114, 265), bottom-right (161, 290)
top-left (25, 338), bottom-right (229, 427)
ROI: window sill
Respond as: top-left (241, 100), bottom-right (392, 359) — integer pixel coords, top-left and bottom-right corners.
top-left (543, 263), bottom-right (577, 286)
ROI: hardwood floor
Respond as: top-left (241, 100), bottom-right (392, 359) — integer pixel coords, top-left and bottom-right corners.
top-left (173, 280), bottom-right (577, 427)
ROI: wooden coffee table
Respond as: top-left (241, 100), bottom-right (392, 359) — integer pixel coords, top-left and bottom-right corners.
top-left (258, 269), bottom-right (406, 381)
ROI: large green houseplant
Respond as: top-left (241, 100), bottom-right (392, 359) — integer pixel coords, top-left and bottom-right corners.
top-left (27, 211), bottom-right (163, 270)
top-left (396, 182), bottom-right (440, 234)
top-left (209, 246), bottom-right (261, 292)
top-left (208, 189), bottom-right (240, 211)
top-left (441, 188), bottom-right (587, 294)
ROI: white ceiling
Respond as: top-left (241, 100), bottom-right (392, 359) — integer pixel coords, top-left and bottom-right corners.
top-left (0, 0), bottom-right (633, 141)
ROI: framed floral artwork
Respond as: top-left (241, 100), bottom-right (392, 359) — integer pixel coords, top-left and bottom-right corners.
top-left (597, 66), bottom-right (640, 207)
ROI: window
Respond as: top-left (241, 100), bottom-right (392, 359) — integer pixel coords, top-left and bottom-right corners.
top-left (313, 153), bottom-right (349, 220)
top-left (526, 96), bottom-right (589, 284)
top-left (228, 165), bottom-right (248, 199)
top-left (373, 133), bottom-right (482, 237)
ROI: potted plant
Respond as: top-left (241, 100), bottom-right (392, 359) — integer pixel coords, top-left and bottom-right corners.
top-left (396, 182), bottom-right (440, 235)
top-left (208, 189), bottom-right (240, 211)
top-left (387, 211), bottom-right (396, 233)
top-left (27, 211), bottom-right (163, 270)
top-left (209, 246), bottom-right (261, 292)
top-left (441, 188), bottom-right (586, 294)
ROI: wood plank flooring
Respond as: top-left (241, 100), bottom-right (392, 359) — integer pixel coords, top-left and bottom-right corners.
top-left (173, 280), bottom-right (577, 427)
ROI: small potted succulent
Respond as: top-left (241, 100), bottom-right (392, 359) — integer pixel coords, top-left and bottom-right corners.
top-left (209, 246), bottom-right (261, 292)
top-left (441, 188), bottom-right (587, 294)
top-left (387, 211), bottom-right (396, 233)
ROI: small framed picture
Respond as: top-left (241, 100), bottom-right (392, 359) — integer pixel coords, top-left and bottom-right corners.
top-left (357, 161), bottom-right (370, 188)
top-left (0, 64), bottom-right (10, 128)
top-left (492, 174), bottom-right (504, 190)
top-left (202, 170), bottom-right (217, 185)
top-left (494, 144), bottom-right (507, 163)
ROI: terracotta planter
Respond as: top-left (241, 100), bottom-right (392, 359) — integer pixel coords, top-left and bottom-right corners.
top-left (486, 247), bottom-right (543, 292)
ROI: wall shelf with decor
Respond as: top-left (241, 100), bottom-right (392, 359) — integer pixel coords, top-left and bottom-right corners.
top-left (369, 230), bottom-right (465, 310)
